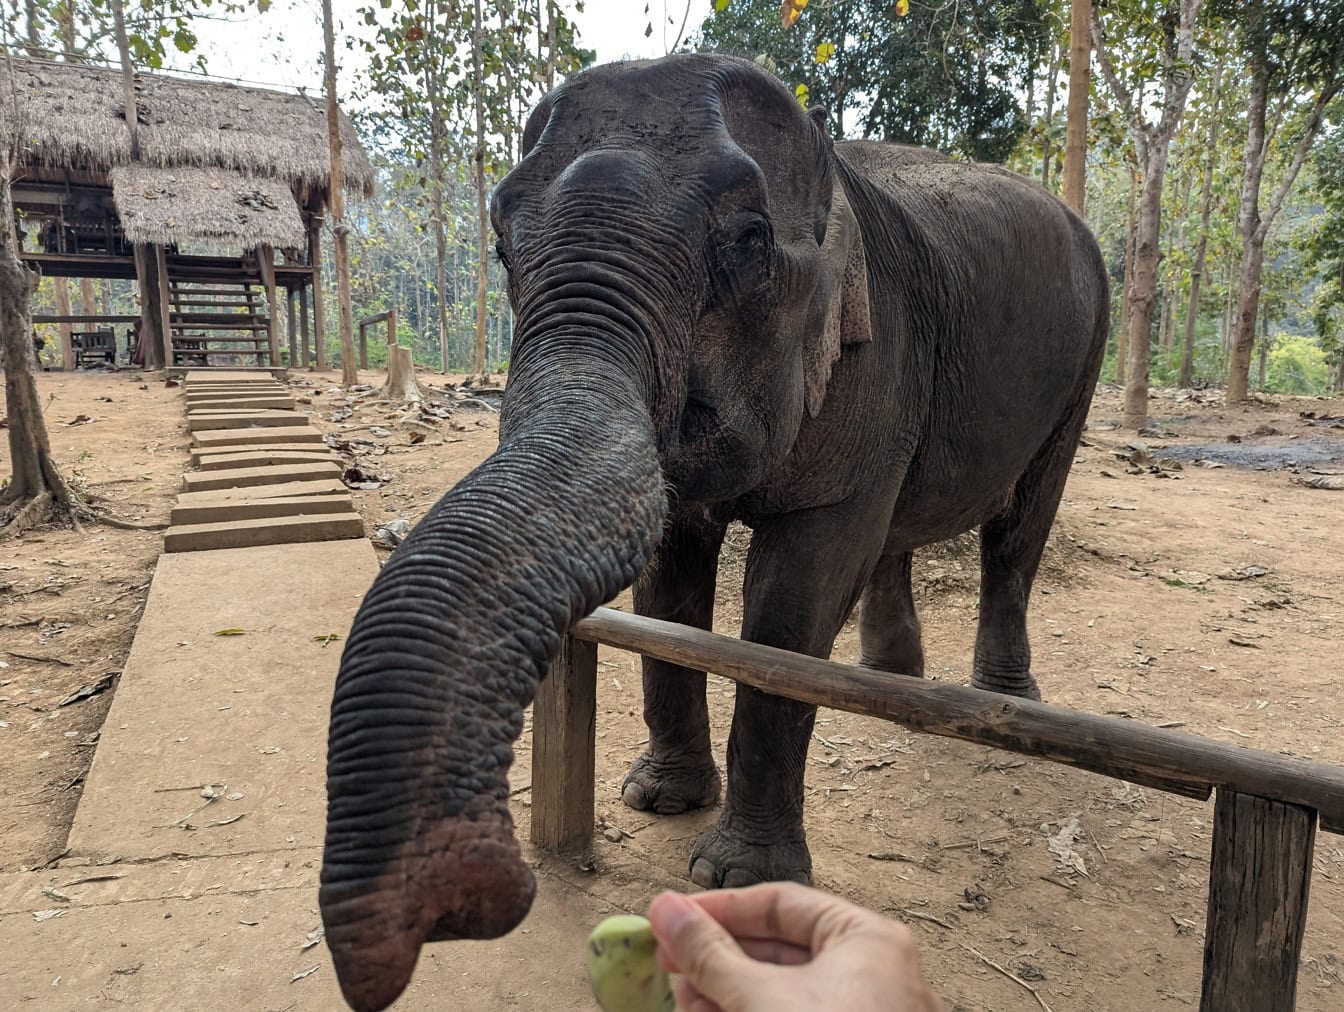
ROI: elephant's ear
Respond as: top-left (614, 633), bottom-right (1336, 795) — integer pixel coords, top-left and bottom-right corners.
top-left (803, 179), bottom-right (872, 418)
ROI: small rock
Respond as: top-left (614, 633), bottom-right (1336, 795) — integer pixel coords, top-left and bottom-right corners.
top-left (603, 827), bottom-right (624, 844)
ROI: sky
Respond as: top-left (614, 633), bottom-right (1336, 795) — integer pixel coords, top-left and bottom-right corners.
top-left (184, 0), bottom-right (708, 102)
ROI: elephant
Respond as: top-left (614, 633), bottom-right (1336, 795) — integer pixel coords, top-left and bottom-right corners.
top-left (319, 53), bottom-right (1108, 1011)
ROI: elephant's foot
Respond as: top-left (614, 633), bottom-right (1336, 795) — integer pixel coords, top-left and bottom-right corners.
top-left (622, 751), bottom-right (721, 815)
top-left (971, 668), bottom-right (1042, 701)
top-left (688, 821), bottom-right (812, 889)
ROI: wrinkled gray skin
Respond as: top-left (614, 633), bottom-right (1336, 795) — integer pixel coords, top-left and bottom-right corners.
top-left (320, 54), bottom-right (1107, 1010)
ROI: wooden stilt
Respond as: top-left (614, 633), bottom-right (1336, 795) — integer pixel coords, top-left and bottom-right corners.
top-left (258, 243), bottom-right (280, 367)
top-left (530, 636), bottom-right (597, 853)
top-left (299, 284), bottom-right (311, 368)
top-left (308, 221), bottom-right (327, 370)
top-left (153, 244), bottom-right (173, 369)
top-left (287, 287), bottom-right (298, 367)
top-left (1200, 790), bottom-right (1315, 1012)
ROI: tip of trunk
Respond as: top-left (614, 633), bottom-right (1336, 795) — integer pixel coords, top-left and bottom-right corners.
top-left (321, 809), bottom-right (536, 1011)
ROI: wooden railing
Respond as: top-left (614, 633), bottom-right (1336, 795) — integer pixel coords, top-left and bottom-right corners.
top-left (357, 309), bottom-right (397, 370)
top-left (531, 607), bottom-right (1344, 1012)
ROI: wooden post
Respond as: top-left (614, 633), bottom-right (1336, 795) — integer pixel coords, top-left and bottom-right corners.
top-left (308, 222), bottom-right (327, 370)
top-left (258, 243), bottom-right (280, 367)
top-left (530, 636), bottom-right (597, 853)
top-left (52, 278), bottom-right (74, 369)
top-left (359, 321), bottom-right (369, 370)
top-left (153, 244), bottom-right (173, 369)
top-left (1201, 791), bottom-right (1315, 1012)
top-left (386, 307), bottom-right (397, 358)
top-left (287, 287), bottom-right (297, 367)
top-left (299, 283), bottom-right (311, 368)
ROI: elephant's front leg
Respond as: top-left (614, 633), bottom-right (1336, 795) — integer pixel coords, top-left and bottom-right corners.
top-left (690, 509), bottom-right (884, 889)
top-left (623, 508), bottom-right (727, 815)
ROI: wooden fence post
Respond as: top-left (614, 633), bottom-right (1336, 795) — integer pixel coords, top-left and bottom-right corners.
top-left (530, 635), bottom-right (597, 853)
top-left (358, 320), bottom-right (369, 370)
top-left (1200, 790), bottom-right (1316, 1012)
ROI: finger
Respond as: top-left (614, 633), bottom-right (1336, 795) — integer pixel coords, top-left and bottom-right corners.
top-left (674, 977), bottom-right (721, 1012)
top-left (683, 881), bottom-right (865, 951)
top-left (647, 892), bottom-right (758, 1005)
top-left (735, 937), bottom-right (812, 966)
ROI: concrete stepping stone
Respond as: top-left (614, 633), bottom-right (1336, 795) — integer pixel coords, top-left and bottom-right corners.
top-left (163, 512), bottom-right (365, 552)
top-left (183, 370), bottom-right (282, 384)
top-left (187, 410), bottom-right (308, 432)
top-left (174, 478), bottom-right (349, 506)
top-left (189, 441), bottom-right (331, 464)
top-left (181, 461), bottom-right (342, 492)
top-left (195, 449), bottom-right (335, 471)
top-left (184, 397), bottom-right (296, 411)
top-left (170, 492), bottom-right (353, 526)
top-left (191, 426), bottom-right (324, 447)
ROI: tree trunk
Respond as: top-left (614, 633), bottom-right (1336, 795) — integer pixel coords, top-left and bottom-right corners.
top-left (1181, 61), bottom-right (1223, 388)
top-left (322, 0), bottom-right (358, 386)
top-left (1061, 0), bottom-right (1090, 214)
top-left (1157, 287), bottom-right (1170, 350)
top-left (53, 278), bottom-right (74, 368)
top-left (471, 0), bottom-right (489, 378)
top-left (1256, 313), bottom-right (1269, 389)
top-left (1, 159), bottom-right (77, 531)
top-left (424, 11), bottom-right (452, 376)
top-left (1335, 350), bottom-right (1344, 393)
top-left (1116, 169), bottom-right (1137, 384)
top-left (1041, 42), bottom-right (1059, 189)
top-left (1124, 150), bottom-right (1170, 429)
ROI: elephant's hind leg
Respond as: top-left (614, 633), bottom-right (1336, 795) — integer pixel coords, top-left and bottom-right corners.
top-left (858, 551), bottom-right (925, 678)
top-left (622, 509), bottom-right (725, 815)
top-left (973, 401), bottom-right (1088, 700)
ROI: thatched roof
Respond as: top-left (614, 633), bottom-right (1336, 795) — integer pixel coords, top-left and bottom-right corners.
top-left (1, 56), bottom-right (373, 200)
top-left (111, 165), bottom-right (306, 248)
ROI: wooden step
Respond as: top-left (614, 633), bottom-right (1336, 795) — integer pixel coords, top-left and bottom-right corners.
top-left (181, 461), bottom-right (343, 492)
top-left (183, 371), bottom-right (281, 383)
top-left (184, 396), bottom-right (295, 411)
top-left (163, 512), bottom-right (365, 553)
top-left (169, 492), bottom-right (352, 526)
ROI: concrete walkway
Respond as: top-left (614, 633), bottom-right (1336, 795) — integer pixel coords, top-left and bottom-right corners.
top-left (2, 375), bottom-right (660, 1010)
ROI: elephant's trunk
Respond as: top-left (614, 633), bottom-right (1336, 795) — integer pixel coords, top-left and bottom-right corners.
top-left (320, 321), bottom-right (667, 1010)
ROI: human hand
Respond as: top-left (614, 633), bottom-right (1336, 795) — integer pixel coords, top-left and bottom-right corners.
top-left (646, 882), bottom-right (942, 1012)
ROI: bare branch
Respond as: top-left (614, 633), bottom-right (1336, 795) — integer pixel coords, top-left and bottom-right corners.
top-left (1257, 84), bottom-right (1342, 243)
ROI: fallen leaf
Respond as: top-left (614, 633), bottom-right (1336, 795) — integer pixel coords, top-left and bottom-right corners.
top-left (59, 673), bottom-right (116, 707)
top-left (1106, 501), bottom-right (1138, 511)
top-left (65, 415), bottom-right (93, 426)
top-left (1228, 636), bottom-right (1261, 648)
top-left (301, 925), bottom-right (325, 951)
top-left (291, 966), bottom-right (320, 983)
top-left (34, 909), bottom-right (64, 922)
top-left (213, 628), bottom-right (246, 637)
top-left (41, 886), bottom-right (71, 903)
top-left (207, 814), bottom-right (246, 827)
top-left (1220, 565), bottom-right (1268, 581)
top-left (1300, 475), bottom-right (1344, 490)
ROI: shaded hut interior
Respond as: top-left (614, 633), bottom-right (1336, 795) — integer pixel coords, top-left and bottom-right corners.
top-left (3, 56), bottom-right (373, 372)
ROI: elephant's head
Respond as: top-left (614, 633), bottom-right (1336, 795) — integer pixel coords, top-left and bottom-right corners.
top-left (320, 53), bottom-right (872, 1011)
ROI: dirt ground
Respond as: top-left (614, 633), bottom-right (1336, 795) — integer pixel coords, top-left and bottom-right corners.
top-left (4, 368), bottom-right (1343, 1010)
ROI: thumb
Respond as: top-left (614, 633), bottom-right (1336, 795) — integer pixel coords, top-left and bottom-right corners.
top-left (648, 892), bottom-right (758, 1006)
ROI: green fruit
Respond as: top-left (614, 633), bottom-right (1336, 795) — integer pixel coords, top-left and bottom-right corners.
top-left (585, 914), bottom-right (675, 1012)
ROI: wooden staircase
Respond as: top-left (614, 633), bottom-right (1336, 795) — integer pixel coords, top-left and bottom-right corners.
top-left (168, 280), bottom-right (273, 367)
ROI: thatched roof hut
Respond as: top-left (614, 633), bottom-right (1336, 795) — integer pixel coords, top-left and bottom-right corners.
top-left (110, 165), bottom-right (306, 249)
top-left (2, 56), bottom-right (372, 248)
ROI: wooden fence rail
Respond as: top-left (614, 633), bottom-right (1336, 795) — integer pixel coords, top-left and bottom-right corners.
top-left (532, 606), bottom-right (1343, 1012)
top-left (356, 309), bottom-right (396, 371)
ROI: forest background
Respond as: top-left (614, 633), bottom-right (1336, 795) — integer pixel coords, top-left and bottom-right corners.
top-left (11, 0), bottom-right (1344, 400)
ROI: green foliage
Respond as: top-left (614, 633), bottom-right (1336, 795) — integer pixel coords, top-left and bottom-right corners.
top-left (695, 0), bottom-right (1050, 161)
top-left (1264, 334), bottom-right (1331, 394)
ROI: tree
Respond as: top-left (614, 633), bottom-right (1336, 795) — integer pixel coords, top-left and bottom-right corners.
top-left (697, 0), bottom-right (1051, 161)
top-left (322, 0), bottom-right (359, 386)
top-left (1179, 55), bottom-right (1225, 387)
top-left (1215, 0), bottom-right (1344, 401)
top-left (1061, 0), bottom-right (1090, 213)
top-left (1093, 0), bottom-right (1205, 428)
